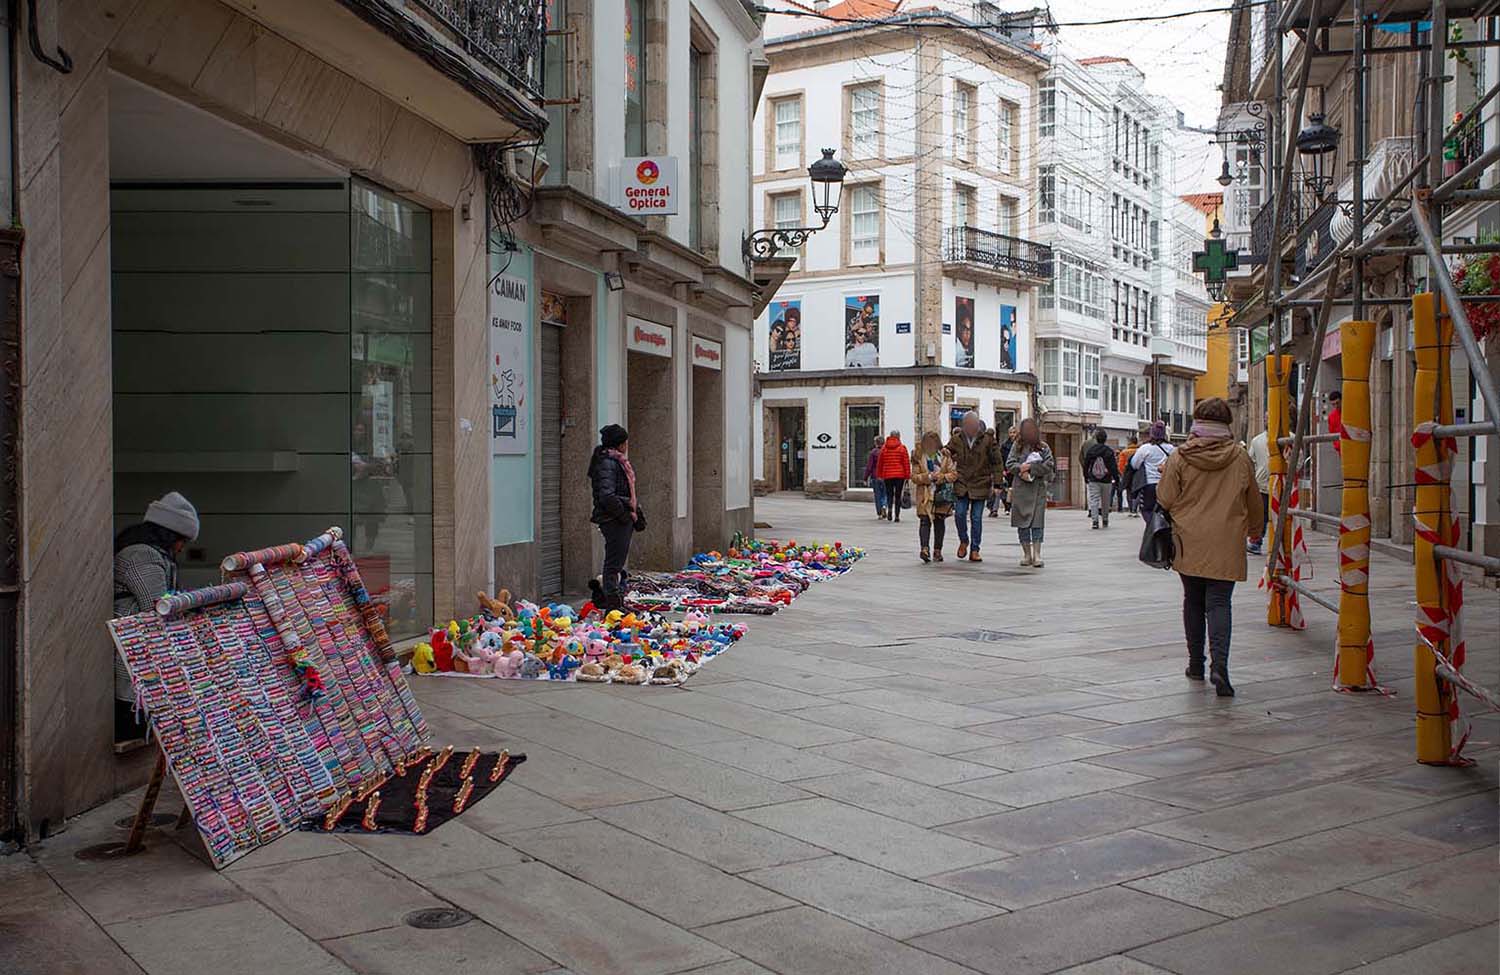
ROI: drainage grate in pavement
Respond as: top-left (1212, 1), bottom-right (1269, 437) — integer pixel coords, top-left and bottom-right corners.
top-left (403, 908), bottom-right (475, 930)
top-left (946, 629), bottom-right (1028, 643)
top-left (114, 813), bottom-right (177, 830)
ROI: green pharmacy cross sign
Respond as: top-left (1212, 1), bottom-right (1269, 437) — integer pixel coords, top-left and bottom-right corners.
top-left (1193, 235), bottom-right (1240, 286)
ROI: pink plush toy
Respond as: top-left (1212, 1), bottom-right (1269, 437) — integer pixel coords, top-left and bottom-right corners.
top-left (585, 638), bottom-right (610, 662)
top-left (494, 648), bottom-right (524, 678)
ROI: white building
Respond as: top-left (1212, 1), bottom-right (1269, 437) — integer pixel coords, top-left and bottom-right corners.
top-left (1033, 53), bottom-right (1206, 502)
top-left (751, 1), bottom-right (1052, 497)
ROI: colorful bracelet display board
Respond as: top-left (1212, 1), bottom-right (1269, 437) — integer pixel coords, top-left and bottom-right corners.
top-left (108, 528), bottom-right (430, 868)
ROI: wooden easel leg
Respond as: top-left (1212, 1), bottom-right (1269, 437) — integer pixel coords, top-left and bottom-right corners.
top-left (125, 750), bottom-right (167, 854)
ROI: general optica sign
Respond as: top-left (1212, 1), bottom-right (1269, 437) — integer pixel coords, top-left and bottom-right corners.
top-left (691, 337), bottom-right (722, 370)
top-left (627, 316), bottom-right (673, 357)
top-left (618, 156), bottom-right (680, 215)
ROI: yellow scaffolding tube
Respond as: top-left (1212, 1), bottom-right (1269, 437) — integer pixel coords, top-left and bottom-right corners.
top-left (1265, 354), bottom-right (1295, 627)
top-left (1411, 293), bottom-right (1455, 763)
top-left (1335, 320), bottom-right (1376, 689)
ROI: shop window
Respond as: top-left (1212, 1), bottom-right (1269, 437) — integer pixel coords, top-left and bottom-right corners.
top-left (847, 405), bottom-right (882, 485)
top-left (994, 407), bottom-right (1016, 438)
top-left (625, 0), bottom-right (647, 156)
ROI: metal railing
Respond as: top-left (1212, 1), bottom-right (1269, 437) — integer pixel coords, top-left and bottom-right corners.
top-left (943, 226), bottom-right (1053, 279)
top-left (407, 0), bottom-right (549, 99)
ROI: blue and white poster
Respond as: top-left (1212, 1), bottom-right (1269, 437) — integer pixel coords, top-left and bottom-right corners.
top-left (1000, 304), bottom-right (1017, 371)
top-left (490, 253), bottom-right (531, 456)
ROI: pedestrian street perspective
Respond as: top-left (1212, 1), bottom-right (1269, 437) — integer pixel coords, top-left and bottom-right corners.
top-left (4, 498), bottom-right (1498, 975)
top-left (2, 0), bottom-right (1500, 974)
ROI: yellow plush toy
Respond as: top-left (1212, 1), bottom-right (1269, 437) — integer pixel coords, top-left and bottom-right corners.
top-left (411, 642), bottom-right (436, 674)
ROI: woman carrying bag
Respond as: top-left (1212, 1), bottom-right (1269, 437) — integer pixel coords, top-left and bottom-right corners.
top-left (1005, 418), bottom-right (1055, 568)
top-left (1155, 398), bottom-right (1263, 697)
top-left (910, 432), bottom-right (958, 562)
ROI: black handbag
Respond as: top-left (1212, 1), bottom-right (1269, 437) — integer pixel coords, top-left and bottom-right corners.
top-left (1138, 506), bottom-right (1175, 569)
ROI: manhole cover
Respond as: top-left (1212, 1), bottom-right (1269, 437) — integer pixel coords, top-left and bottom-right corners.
top-left (403, 908), bottom-right (474, 930)
top-left (947, 629), bottom-right (1027, 643)
top-left (114, 813), bottom-right (177, 830)
top-left (74, 841), bottom-right (142, 861)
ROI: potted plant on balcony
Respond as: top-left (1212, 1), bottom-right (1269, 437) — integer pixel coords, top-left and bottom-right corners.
top-left (1450, 242), bottom-right (1500, 344)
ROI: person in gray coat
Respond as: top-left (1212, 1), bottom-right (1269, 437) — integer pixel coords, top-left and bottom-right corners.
top-left (1005, 418), bottom-right (1056, 568)
top-left (113, 491), bottom-right (200, 747)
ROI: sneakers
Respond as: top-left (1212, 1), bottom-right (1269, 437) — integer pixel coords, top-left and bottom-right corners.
top-left (956, 542), bottom-right (969, 559)
top-left (1246, 541), bottom-right (1263, 555)
top-left (1091, 518), bottom-right (1100, 530)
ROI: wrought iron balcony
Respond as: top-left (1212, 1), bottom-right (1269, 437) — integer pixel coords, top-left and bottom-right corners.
top-left (943, 226), bottom-right (1053, 280)
top-left (396, 0), bottom-right (549, 100)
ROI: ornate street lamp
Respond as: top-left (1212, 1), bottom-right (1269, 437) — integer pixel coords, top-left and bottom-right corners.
top-left (743, 148), bottom-right (848, 261)
top-left (1296, 113), bottom-right (1341, 199)
top-left (1217, 157), bottom-right (1234, 188)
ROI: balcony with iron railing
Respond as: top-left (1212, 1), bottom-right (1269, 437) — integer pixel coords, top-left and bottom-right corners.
top-left (401, 0), bottom-right (549, 100)
top-left (943, 226), bottom-right (1053, 283)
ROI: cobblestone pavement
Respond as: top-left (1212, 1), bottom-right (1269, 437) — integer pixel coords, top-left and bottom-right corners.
top-left (4, 495), bottom-right (1497, 975)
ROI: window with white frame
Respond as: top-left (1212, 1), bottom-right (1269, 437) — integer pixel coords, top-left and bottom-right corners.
top-left (1040, 81), bottom-right (1055, 137)
top-left (999, 196), bottom-right (1018, 238)
top-left (1051, 251), bottom-right (1106, 318)
top-left (1083, 347), bottom-right (1100, 403)
top-left (953, 182), bottom-right (975, 229)
top-left (998, 99), bottom-right (1016, 174)
top-left (773, 98), bottom-right (802, 170)
top-left (1061, 341), bottom-right (1080, 398)
top-left (953, 83), bottom-right (974, 160)
top-left (1039, 166), bottom-right (1055, 223)
top-left (1039, 340), bottom-right (1060, 396)
top-left (849, 183), bottom-right (880, 265)
top-left (849, 84), bottom-right (880, 158)
top-left (772, 193), bottom-right (802, 259)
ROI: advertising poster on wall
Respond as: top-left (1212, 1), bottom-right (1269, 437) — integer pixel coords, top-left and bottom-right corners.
top-left (490, 262), bottom-right (530, 456)
top-left (540, 290), bottom-right (568, 327)
top-left (1000, 304), bottom-right (1017, 371)
top-left (768, 299), bottom-right (802, 371)
top-left (844, 294), bottom-right (880, 368)
top-left (955, 296), bottom-right (976, 368)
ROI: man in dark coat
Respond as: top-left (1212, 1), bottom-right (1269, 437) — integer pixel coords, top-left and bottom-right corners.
top-left (1080, 430), bottom-right (1120, 530)
top-left (944, 411), bottom-right (1003, 562)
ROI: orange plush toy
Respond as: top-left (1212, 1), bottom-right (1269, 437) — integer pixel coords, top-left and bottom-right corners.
top-left (477, 588), bottom-right (515, 621)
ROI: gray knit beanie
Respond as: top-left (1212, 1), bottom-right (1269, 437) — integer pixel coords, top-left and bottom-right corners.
top-left (144, 492), bottom-right (200, 541)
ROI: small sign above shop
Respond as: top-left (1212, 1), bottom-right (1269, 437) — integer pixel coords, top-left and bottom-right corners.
top-left (691, 337), bottom-right (722, 370)
top-left (627, 316), bottom-right (673, 357)
top-left (616, 157), bottom-right (680, 216)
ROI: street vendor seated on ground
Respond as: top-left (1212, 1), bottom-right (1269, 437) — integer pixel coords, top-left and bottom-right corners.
top-left (113, 491), bottom-right (199, 749)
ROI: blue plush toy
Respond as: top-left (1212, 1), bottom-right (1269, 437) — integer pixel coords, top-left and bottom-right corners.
top-left (520, 654), bottom-right (545, 679)
top-left (547, 656), bottom-right (581, 681)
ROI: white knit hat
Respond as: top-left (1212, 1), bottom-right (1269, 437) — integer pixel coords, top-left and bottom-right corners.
top-left (144, 492), bottom-right (200, 541)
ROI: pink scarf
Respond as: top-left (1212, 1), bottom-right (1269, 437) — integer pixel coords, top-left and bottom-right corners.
top-left (608, 449), bottom-right (638, 514)
top-left (1190, 420), bottom-right (1232, 440)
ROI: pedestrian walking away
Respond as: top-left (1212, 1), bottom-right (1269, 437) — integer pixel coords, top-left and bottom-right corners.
top-left (114, 491), bottom-right (200, 748)
top-left (1007, 418), bottom-right (1055, 567)
top-left (1247, 420), bottom-right (1271, 554)
top-left (1081, 430), bottom-right (1119, 529)
top-left (1130, 421), bottom-right (1175, 517)
top-left (910, 431), bottom-right (958, 562)
top-left (1156, 398), bottom-right (1263, 697)
top-left (945, 412), bottom-right (1004, 561)
top-left (1116, 434), bottom-right (1138, 514)
top-left (875, 429), bottom-right (911, 522)
top-left (589, 424), bottom-right (646, 612)
top-left (864, 442), bottom-right (887, 518)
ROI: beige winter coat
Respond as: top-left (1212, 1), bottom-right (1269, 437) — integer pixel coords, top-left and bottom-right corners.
top-left (909, 448), bottom-right (958, 518)
top-left (1156, 437), bottom-right (1264, 582)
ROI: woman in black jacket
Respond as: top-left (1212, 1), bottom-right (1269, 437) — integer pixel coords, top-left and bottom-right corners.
top-left (588, 424), bottom-right (645, 610)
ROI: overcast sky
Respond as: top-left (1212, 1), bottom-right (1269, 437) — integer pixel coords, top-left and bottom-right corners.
top-left (1045, 0), bottom-right (1232, 194)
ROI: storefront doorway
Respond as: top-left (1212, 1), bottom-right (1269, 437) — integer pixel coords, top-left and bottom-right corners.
top-left (1044, 432), bottom-right (1074, 505)
top-left (776, 406), bottom-right (807, 492)
top-left (537, 323), bottom-right (564, 599)
top-left (626, 318), bottom-right (675, 569)
top-left (692, 339), bottom-right (726, 551)
top-left (109, 78), bottom-right (433, 640)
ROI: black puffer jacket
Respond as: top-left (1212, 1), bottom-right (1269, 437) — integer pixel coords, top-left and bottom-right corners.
top-left (1082, 442), bottom-right (1120, 484)
top-left (589, 447), bottom-right (640, 526)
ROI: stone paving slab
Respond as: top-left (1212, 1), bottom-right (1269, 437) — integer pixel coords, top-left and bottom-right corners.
top-left (788, 768), bottom-right (1008, 827)
top-left (936, 792), bottom-right (1187, 853)
top-left (697, 906), bottom-right (981, 975)
top-left (1325, 922), bottom-right (1499, 975)
top-left (1127, 891), bottom-right (1471, 975)
top-left (1, 889), bottom-right (147, 975)
top-left (949, 762), bottom-right (1152, 807)
top-left (805, 736), bottom-right (1002, 786)
top-left (1349, 846), bottom-right (1500, 924)
top-left (107, 900), bottom-right (353, 975)
top-left (430, 861), bottom-right (736, 975)
top-left (321, 919), bottom-right (557, 975)
top-left (592, 797), bottom-right (827, 873)
top-left (911, 886), bottom-right (1220, 975)
top-left (230, 850), bottom-right (445, 941)
top-left (739, 855), bottom-right (1005, 939)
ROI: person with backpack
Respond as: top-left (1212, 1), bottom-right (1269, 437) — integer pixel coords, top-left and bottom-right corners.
top-left (1081, 430), bottom-right (1119, 529)
top-left (910, 431), bottom-right (958, 562)
top-left (874, 430), bottom-right (912, 522)
top-left (1156, 398), bottom-right (1263, 697)
top-left (1130, 421), bottom-right (1176, 517)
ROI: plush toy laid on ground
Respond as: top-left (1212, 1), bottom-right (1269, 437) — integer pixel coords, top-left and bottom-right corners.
top-left (476, 588), bottom-right (516, 621)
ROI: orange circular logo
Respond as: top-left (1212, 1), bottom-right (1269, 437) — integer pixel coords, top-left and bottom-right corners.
top-left (636, 160), bottom-right (659, 184)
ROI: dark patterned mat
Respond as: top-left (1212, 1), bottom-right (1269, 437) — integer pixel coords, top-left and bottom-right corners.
top-left (302, 748), bottom-right (525, 835)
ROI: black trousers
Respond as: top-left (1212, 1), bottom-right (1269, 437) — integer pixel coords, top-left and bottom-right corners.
top-left (1138, 482), bottom-right (1159, 516)
top-left (883, 479), bottom-right (906, 518)
top-left (1181, 574), bottom-right (1235, 672)
top-left (919, 514), bottom-right (947, 552)
top-left (599, 519), bottom-right (634, 594)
